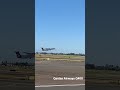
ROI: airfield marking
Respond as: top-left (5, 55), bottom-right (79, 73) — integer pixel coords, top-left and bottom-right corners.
top-left (35, 84), bottom-right (85, 87)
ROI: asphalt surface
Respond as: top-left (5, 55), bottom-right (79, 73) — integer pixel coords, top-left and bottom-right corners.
top-left (35, 85), bottom-right (85, 90)
top-left (35, 85), bottom-right (120, 90)
top-left (35, 60), bottom-right (85, 85)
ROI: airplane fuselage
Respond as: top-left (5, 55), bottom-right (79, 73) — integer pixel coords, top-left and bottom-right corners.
top-left (15, 51), bottom-right (35, 59)
top-left (41, 48), bottom-right (55, 51)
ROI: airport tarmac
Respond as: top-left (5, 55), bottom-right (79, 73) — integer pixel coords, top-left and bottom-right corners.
top-left (35, 85), bottom-right (85, 90)
top-left (35, 60), bottom-right (85, 85)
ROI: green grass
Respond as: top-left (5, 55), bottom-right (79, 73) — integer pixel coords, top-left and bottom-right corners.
top-left (35, 54), bottom-right (85, 62)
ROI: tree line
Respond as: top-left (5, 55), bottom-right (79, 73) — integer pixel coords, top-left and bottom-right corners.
top-left (36, 52), bottom-right (85, 56)
top-left (86, 63), bottom-right (120, 71)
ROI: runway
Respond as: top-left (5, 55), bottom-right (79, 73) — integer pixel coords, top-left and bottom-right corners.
top-left (35, 84), bottom-right (85, 90)
top-left (35, 60), bottom-right (85, 85)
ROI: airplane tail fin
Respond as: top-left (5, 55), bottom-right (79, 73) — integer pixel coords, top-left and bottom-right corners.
top-left (41, 48), bottom-right (44, 51)
top-left (15, 51), bottom-right (21, 58)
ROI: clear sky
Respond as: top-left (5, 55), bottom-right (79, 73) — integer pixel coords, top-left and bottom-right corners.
top-left (35, 0), bottom-right (85, 54)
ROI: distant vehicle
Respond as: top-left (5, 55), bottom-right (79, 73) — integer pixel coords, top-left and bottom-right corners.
top-left (15, 51), bottom-right (35, 59)
top-left (41, 47), bottom-right (55, 51)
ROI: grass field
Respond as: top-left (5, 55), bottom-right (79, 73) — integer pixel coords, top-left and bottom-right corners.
top-left (86, 69), bottom-right (120, 86)
top-left (35, 54), bottom-right (85, 62)
top-left (0, 65), bottom-right (34, 81)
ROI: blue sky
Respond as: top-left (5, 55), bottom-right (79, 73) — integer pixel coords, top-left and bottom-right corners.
top-left (35, 0), bottom-right (85, 54)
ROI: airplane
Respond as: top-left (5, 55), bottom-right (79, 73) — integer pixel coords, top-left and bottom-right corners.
top-left (15, 51), bottom-right (35, 59)
top-left (41, 47), bottom-right (55, 51)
